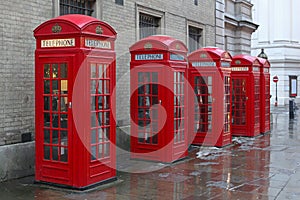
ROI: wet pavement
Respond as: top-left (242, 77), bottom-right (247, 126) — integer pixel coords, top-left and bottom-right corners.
top-left (1, 106), bottom-right (300, 200)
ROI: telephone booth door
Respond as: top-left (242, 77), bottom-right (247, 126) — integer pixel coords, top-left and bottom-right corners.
top-left (36, 57), bottom-right (73, 185)
top-left (129, 35), bottom-right (188, 163)
top-left (258, 58), bottom-right (271, 133)
top-left (188, 47), bottom-right (232, 147)
top-left (34, 14), bottom-right (117, 189)
top-left (231, 55), bottom-right (261, 137)
top-left (192, 73), bottom-right (215, 143)
top-left (132, 67), bottom-right (162, 150)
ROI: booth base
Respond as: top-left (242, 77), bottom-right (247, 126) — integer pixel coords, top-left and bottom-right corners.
top-left (34, 177), bottom-right (119, 192)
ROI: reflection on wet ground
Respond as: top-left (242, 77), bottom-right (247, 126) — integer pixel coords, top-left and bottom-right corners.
top-left (1, 106), bottom-right (300, 199)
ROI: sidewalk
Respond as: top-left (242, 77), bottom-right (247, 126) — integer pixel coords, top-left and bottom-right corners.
top-left (1, 106), bottom-right (300, 200)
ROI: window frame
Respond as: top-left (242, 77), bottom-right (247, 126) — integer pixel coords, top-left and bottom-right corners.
top-left (187, 21), bottom-right (205, 53)
top-left (136, 5), bottom-right (165, 40)
top-left (53, 0), bottom-right (100, 18)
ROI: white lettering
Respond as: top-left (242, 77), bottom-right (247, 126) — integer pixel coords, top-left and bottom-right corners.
top-left (85, 39), bottom-right (111, 49)
top-left (135, 54), bottom-right (163, 60)
top-left (41, 38), bottom-right (75, 48)
top-left (231, 67), bottom-right (249, 71)
top-left (170, 54), bottom-right (185, 61)
top-left (192, 62), bottom-right (216, 67)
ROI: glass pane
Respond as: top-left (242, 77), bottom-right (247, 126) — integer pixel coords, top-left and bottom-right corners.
top-left (138, 72), bottom-right (143, 82)
top-left (99, 129), bottom-right (103, 143)
top-left (105, 96), bottom-right (110, 109)
top-left (52, 80), bottom-right (58, 93)
top-left (52, 146), bottom-right (59, 161)
top-left (52, 96), bottom-right (58, 111)
top-left (61, 115), bottom-right (68, 128)
top-left (91, 113), bottom-right (97, 127)
top-left (98, 144), bottom-right (103, 158)
top-left (44, 64), bottom-right (50, 78)
top-left (208, 76), bottom-right (212, 85)
top-left (60, 96), bottom-right (67, 112)
top-left (98, 64), bottom-right (103, 78)
top-left (60, 63), bottom-right (67, 78)
top-left (44, 113), bottom-right (50, 127)
top-left (52, 130), bottom-right (59, 144)
top-left (61, 80), bottom-right (68, 92)
top-left (105, 64), bottom-right (110, 78)
top-left (44, 80), bottom-right (50, 94)
top-left (44, 96), bottom-right (50, 111)
top-left (52, 114), bottom-right (59, 128)
top-left (91, 129), bottom-right (97, 143)
top-left (105, 112), bottom-right (110, 125)
top-left (52, 64), bottom-right (58, 78)
top-left (105, 128), bottom-right (110, 140)
top-left (152, 84), bottom-right (158, 95)
top-left (104, 143), bottom-right (110, 157)
top-left (91, 64), bottom-right (96, 78)
top-left (152, 72), bottom-right (158, 82)
top-left (44, 146), bottom-right (50, 160)
top-left (91, 146), bottom-right (97, 161)
top-left (44, 129), bottom-right (50, 143)
top-left (61, 130), bottom-right (68, 145)
top-left (60, 147), bottom-right (68, 162)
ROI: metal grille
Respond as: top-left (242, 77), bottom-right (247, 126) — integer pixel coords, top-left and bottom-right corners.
top-left (189, 26), bottom-right (202, 52)
top-left (115, 0), bottom-right (124, 5)
top-left (60, 0), bottom-right (94, 16)
top-left (139, 13), bottom-right (160, 39)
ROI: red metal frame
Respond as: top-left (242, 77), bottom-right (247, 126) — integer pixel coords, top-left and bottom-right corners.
top-left (231, 55), bottom-right (261, 137)
top-left (129, 35), bottom-right (188, 163)
top-left (34, 14), bottom-right (117, 189)
top-left (257, 58), bottom-right (271, 133)
top-left (188, 47), bottom-right (232, 147)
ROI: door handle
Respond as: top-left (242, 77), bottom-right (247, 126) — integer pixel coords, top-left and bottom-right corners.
top-left (68, 102), bottom-right (72, 108)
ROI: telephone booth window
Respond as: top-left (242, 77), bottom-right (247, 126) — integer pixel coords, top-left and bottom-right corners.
top-left (137, 72), bottom-right (159, 145)
top-left (43, 63), bottom-right (69, 162)
top-left (254, 78), bottom-right (260, 125)
top-left (174, 71), bottom-right (185, 144)
top-left (224, 76), bottom-right (231, 133)
top-left (265, 76), bottom-right (270, 123)
top-left (90, 63), bottom-right (111, 161)
top-left (232, 78), bottom-right (246, 125)
top-left (194, 76), bottom-right (212, 133)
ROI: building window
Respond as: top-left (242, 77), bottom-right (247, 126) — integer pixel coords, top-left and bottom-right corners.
top-left (115, 0), bottom-right (124, 5)
top-left (60, 0), bottom-right (95, 16)
top-left (139, 13), bottom-right (160, 39)
top-left (194, 0), bottom-right (198, 6)
top-left (188, 26), bottom-right (202, 52)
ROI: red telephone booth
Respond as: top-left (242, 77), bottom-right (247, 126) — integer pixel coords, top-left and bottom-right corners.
top-left (129, 35), bottom-right (188, 163)
top-left (188, 47), bottom-right (232, 147)
top-left (231, 55), bottom-right (261, 137)
top-left (34, 14), bottom-right (117, 189)
top-left (258, 58), bottom-right (271, 133)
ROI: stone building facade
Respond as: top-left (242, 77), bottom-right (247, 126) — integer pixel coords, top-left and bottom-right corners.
top-left (251, 0), bottom-right (300, 105)
top-left (216, 0), bottom-right (258, 55)
top-left (0, 0), bottom-right (256, 181)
